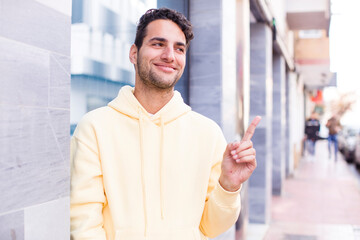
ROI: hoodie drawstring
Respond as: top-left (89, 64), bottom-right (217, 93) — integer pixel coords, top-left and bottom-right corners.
top-left (159, 116), bottom-right (165, 219)
top-left (138, 109), bottom-right (166, 236)
top-left (138, 109), bottom-right (148, 237)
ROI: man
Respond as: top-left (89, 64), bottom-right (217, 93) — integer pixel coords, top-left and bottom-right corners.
top-left (304, 112), bottom-right (320, 157)
top-left (326, 115), bottom-right (341, 161)
top-left (71, 8), bottom-right (261, 240)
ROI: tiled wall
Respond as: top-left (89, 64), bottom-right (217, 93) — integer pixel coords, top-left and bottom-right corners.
top-left (248, 22), bottom-right (273, 224)
top-left (272, 54), bottom-right (286, 195)
top-left (189, 0), bottom-right (223, 126)
top-left (188, 0), bottom-right (238, 239)
top-left (0, 1), bottom-right (71, 239)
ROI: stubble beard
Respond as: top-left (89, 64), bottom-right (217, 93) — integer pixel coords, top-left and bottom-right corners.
top-left (137, 57), bottom-right (182, 90)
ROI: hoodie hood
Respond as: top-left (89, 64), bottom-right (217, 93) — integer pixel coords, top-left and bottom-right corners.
top-left (108, 85), bottom-right (191, 124)
top-left (107, 85), bottom-right (191, 236)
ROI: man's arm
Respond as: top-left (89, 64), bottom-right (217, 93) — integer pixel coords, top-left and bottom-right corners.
top-left (70, 119), bottom-right (107, 240)
top-left (199, 138), bottom-right (241, 238)
top-left (199, 116), bottom-right (261, 238)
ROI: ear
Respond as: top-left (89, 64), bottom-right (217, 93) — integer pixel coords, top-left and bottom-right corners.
top-left (129, 44), bottom-right (138, 65)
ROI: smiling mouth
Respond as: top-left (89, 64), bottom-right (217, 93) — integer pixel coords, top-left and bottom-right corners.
top-left (154, 64), bottom-right (176, 73)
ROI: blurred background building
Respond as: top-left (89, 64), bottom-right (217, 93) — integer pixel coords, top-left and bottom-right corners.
top-left (0, 0), bottom-right (340, 239)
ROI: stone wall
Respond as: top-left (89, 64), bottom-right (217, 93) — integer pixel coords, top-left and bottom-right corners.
top-left (0, 1), bottom-right (71, 239)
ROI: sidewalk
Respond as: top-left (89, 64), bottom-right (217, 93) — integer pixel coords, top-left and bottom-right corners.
top-left (264, 140), bottom-right (360, 240)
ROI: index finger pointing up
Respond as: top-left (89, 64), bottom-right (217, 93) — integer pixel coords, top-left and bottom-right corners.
top-left (242, 116), bottom-right (262, 142)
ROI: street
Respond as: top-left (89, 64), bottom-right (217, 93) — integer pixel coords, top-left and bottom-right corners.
top-left (264, 140), bottom-right (360, 240)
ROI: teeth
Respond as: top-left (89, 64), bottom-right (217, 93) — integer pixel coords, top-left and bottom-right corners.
top-left (158, 65), bottom-right (174, 71)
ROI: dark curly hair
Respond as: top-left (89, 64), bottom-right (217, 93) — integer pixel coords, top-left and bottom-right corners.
top-left (134, 8), bottom-right (194, 49)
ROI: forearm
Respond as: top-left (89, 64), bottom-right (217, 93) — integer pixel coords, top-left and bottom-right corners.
top-left (199, 181), bottom-right (241, 238)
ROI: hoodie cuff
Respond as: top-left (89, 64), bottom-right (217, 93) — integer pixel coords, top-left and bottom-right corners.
top-left (212, 181), bottom-right (241, 208)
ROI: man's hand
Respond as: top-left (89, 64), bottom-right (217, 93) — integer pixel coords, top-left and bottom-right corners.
top-left (219, 116), bottom-right (262, 192)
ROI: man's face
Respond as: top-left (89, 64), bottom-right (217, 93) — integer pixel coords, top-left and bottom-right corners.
top-left (130, 19), bottom-right (187, 90)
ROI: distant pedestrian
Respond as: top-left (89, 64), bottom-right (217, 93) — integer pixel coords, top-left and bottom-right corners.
top-left (326, 115), bottom-right (341, 161)
top-left (304, 112), bottom-right (320, 157)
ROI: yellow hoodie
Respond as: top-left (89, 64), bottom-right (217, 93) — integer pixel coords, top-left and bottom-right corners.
top-left (70, 86), bottom-right (241, 240)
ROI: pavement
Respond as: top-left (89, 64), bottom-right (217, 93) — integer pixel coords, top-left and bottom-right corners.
top-left (262, 140), bottom-right (360, 240)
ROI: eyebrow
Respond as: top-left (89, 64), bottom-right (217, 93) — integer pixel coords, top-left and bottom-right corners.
top-left (149, 37), bottom-right (186, 47)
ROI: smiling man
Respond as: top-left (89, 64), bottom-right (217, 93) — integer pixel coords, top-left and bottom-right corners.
top-left (70, 8), bottom-right (261, 240)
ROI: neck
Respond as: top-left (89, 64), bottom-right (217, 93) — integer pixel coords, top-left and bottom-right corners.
top-left (134, 83), bottom-right (174, 114)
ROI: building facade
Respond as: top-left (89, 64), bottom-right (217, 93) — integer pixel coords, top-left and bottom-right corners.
top-left (0, 0), bottom-right (332, 239)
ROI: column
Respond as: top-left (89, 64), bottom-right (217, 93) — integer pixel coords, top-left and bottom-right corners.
top-left (189, 0), bottom-right (238, 239)
top-left (189, 0), bottom-right (237, 142)
top-left (248, 23), bottom-right (273, 224)
top-left (189, 0), bottom-right (224, 126)
top-left (285, 73), bottom-right (291, 176)
top-left (234, 0), bottom-right (251, 239)
top-left (272, 54), bottom-right (286, 195)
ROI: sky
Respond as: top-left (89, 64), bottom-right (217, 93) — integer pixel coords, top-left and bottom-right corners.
top-left (326, 0), bottom-right (360, 127)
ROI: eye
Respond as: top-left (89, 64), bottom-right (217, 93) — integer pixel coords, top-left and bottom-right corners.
top-left (176, 47), bottom-right (185, 53)
top-left (152, 42), bottom-right (163, 47)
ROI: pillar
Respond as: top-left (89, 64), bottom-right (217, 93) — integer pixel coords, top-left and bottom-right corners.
top-left (272, 54), bottom-right (286, 195)
top-left (248, 23), bottom-right (273, 224)
top-left (189, 0), bottom-right (237, 142)
top-left (234, 0), bottom-right (251, 239)
top-left (189, 0), bottom-right (238, 239)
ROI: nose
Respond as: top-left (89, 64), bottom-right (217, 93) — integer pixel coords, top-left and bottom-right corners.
top-left (161, 46), bottom-right (175, 62)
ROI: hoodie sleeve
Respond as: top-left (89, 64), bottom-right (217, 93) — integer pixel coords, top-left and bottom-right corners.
top-left (70, 118), bottom-right (107, 240)
top-left (199, 131), bottom-right (241, 238)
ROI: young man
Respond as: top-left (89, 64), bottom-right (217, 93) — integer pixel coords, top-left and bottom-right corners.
top-left (304, 112), bottom-right (320, 157)
top-left (326, 115), bottom-right (341, 161)
top-left (70, 8), bottom-right (261, 240)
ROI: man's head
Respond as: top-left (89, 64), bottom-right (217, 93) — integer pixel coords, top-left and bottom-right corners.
top-left (310, 112), bottom-right (318, 119)
top-left (134, 8), bottom-right (194, 50)
top-left (129, 8), bottom-right (194, 91)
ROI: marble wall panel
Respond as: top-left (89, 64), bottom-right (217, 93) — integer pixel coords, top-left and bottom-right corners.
top-left (189, 1), bottom-right (223, 128)
top-left (0, 0), bottom-right (71, 56)
top-left (190, 0), bottom-right (220, 12)
top-left (249, 198), bottom-right (266, 223)
top-left (0, 37), bottom-right (49, 107)
top-left (248, 23), bottom-right (273, 224)
top-left (189, 86), bottom-right (222, 105)
top-left (49, 53), bottom-right (71, 109)
top-left (189, 9), bottom-right (221, 28)
top-left (48, 109), bottom-right (71, 162)
top-left (190, 103), bottom-right (221, 126)
top-left (0, 0), bottom-right (71, 239)
top-left (0, 106), bottom-right (69, 213)
top-left (24, 197), bottom-right (69, 240)
top-left (190, 26), bottom-right (221, 54)
top-left (189, 74), bottom-right (222, 88)
top-left (272, 54), bottom-right (286, 196)
top-left (0, 210), bottom-right (24, 240)
top-left (189, 53), bottom-right (222, 80)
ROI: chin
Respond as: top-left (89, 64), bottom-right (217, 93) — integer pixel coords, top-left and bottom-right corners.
top-left (152, 80), bottom-right (177, 90)
top-left (150, 75), bottom-right (180, 89)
